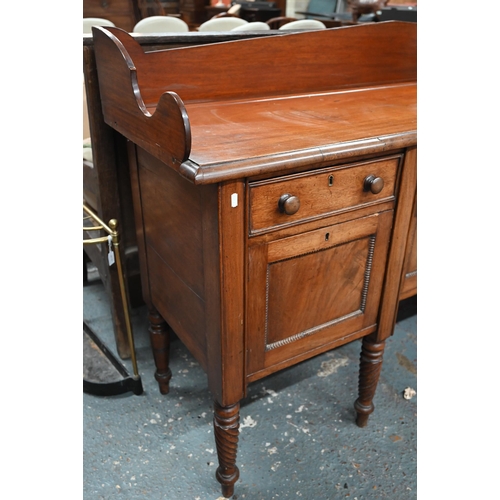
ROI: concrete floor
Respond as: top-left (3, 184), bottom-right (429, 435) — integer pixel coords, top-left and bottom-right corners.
top-left (83, 271), bottom-right (417, 500)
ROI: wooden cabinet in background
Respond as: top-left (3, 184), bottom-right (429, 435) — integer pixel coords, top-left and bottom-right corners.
top-left (139, 0), bottom-right (180, 16)
top-left (83, 0), bottom-right (141, 31)
top-left (179, 0), bottom-right (209, 28)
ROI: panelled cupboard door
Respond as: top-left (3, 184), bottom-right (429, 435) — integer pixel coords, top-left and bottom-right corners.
top-left (246, 210), bottom-right (394, 381)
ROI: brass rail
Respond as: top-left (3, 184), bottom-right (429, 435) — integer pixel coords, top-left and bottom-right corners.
top-left (83, 203), bottom-right (140, 378)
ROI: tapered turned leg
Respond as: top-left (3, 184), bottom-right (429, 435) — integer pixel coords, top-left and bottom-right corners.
top-left (213, 401), bottom-right (240, 498)
top-left (354, 337), bottom-right (386, 428)
top-left (148, 308), bottom-right (172, 395)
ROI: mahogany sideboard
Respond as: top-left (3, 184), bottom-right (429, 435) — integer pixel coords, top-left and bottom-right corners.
top-left (92, 22), bottom-right (417, 497)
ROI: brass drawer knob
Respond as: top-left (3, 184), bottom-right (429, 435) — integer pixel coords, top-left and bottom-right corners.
top-left (278, 194), bottom-right (300, 215)
top-left (363, 175), bottom-right (384, 194)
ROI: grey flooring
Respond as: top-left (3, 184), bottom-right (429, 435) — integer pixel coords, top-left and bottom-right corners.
top-left (83, 271), bottom-right (417, 500)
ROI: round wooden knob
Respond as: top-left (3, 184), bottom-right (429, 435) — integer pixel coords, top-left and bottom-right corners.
top-left (278, 194), bottom-right (300, 215)
top-left (364, 175), bottom-right (384, 194)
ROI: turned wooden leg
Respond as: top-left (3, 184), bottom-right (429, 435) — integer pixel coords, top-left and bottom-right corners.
top-left (148, 308), bottom-right (172, 395)
top-left (213, 401), bottom-right (240, 498)
top-left (354, 337), bottom-right (386, 428)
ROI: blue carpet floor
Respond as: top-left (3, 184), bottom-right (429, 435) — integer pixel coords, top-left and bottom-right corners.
top-left (83, 274), bottom-right (417, 500)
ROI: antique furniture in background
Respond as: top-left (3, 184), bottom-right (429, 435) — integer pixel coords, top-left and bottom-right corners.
top-left (92, 22), bottom-right (416, 497)
top-left (83, 204), bottom-right (143, 395)
top-left (179, 0), bottom-right (210, 28)
top-left (83, 0), bottom-right (181, 31)
top-left (269, 0), bottom-right (286, 18)
top-left (183, 0), bottom-right (282, 29)
top-left (137, 0), bottom-right (181, 17)
top-left (82, 149), bottom-right (142, 358)
top-left (266, 15), bottom-right (298, 28)
top-left (83, 0), bottom-right (142, 31)
top-left (347, 0), bottom-right (388, 22)
top-left (205, 4), bottom-right (229, 19)
top-left (236, 1), bottom-right (282, 22)
top-left (379, 3), bottom-right (416, 22)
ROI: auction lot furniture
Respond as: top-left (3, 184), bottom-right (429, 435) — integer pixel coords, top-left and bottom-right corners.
top-left (92, 22), bottom-right (417, 497)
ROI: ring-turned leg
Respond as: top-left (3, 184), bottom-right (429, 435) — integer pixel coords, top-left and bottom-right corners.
top-left (213, 401), bottom-right (240, 498)
top-left (148, 308), bottom-right (172, 394)
top-left (354, 336), bottom-right (386, 427)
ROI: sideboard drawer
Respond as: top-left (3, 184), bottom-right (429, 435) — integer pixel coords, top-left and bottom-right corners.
top-left (249, 155), bottom-right (401, 234)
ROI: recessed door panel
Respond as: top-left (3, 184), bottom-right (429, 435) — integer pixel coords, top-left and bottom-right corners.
top-left (266, 236), bottom-right (371, 348)
top-left (247, 211), bottom-right (393, 380)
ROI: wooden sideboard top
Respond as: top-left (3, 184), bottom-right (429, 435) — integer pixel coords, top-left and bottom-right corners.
top-left (180, 83), bottom-right (416, 182)
top-left (93, 22), bottom-right (416, 184)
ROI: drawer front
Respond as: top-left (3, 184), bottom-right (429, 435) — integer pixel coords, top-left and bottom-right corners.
top-left (249, 155), bottom-right (401, 234)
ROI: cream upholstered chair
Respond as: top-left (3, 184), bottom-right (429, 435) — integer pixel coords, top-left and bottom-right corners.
top-left (83, 18), bottom-right (115, 34)
top-left (231, 21), bottom-right (270, 31)
top-left (133, 15), bottom-right (189, 33)
top-left (198, 17), bottom-right (248, 31)
top-left (278, 19), bottom-right (327, 30)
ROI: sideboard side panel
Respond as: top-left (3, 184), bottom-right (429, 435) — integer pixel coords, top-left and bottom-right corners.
top-left (134, 147), bottom-right (211, 369)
